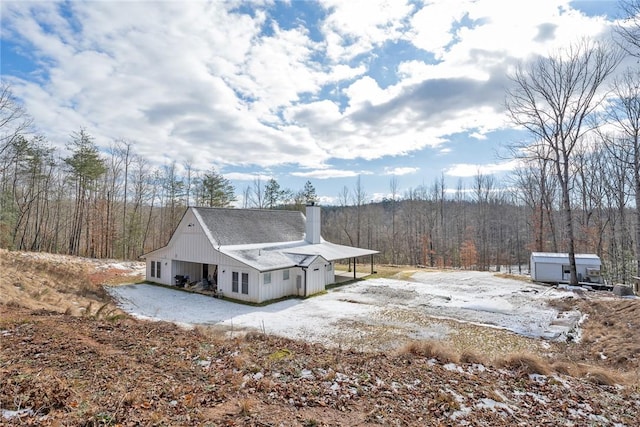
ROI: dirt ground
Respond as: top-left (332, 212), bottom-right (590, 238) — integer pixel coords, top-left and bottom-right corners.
top-left (107, 269), bottom-right (610, 362)
top-left (1, 249), bottom-right (640, 425)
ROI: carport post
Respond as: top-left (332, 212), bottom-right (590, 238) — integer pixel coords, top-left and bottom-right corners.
top-left (353, 257), bottom-right (356, 279)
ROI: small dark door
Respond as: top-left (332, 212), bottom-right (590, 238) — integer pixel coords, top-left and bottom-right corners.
top-left (203, 264), bottom-right (209, 280)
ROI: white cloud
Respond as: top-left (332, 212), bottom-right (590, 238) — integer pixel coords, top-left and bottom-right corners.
top-left (320, 0), bottom-right (414, 61)
top-left (224, 172), bottom-right (274, 182)
top-left (444, 160), bottom-right (519, 177)
top-left (408, 0), bottom-right (467, 57)
top-left (370, 192), bottom-right (389, 202)
top-left (383, 166), bottom-right (419, 176)
top-left (291, 168), bottom-right (367, 179)
top-left (0, 0), bottom-right (621, 199)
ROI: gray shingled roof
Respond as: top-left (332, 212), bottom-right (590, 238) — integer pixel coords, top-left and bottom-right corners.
top-left (193, 207), bottom-right (306, 246)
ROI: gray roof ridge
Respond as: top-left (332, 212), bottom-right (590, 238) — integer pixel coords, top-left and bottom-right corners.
top-left (192, 206), bottom-right (301, 213)
top-left (219, 240), bottom-right (307, 252)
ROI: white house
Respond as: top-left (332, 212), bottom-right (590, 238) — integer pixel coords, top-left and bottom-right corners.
top-left (142, 204), bottom-right (378, 303)
top-left (530, 252), bottom-right (602, 284)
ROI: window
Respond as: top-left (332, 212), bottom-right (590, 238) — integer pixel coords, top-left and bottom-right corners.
top-left (242, 273), bottom-right (249, 294)
top-left (326, 263), bottom-right (332, 271)
top-left (562, 265), bottom-right (570, 274)
top-left (232, 272), bottom-right (239, 293)
top-left (150, 261), bottom-right (156, 278)
top-left (156, 261), bottom-right (161, 278)
top-left (283, 269), bottom-right (290, 281)
top-left (264, 272), bottom-right (271, 285)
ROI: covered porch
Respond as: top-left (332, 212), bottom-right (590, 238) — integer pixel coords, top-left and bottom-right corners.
top-left (171, 260), bottom-right (219, 289)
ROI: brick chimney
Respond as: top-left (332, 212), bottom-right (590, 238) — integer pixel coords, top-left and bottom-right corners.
top-left (305, 203), bottom-right (321, 244)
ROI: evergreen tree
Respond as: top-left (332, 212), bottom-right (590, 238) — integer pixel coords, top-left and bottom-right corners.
top-left (197, 167), bottom-right (236, 207)
top-left (64, 129), bottom-right (106, 255)
top-left (302, 180), bottom-right (317, 204)
top-left (264, 178), bottom-right (285, 209)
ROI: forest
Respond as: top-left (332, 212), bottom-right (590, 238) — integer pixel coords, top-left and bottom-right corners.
top-left (3, 2), bottom-right (640, 285)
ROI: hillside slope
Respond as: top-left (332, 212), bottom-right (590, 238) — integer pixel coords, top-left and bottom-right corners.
top-left (0, 248), bottom-right (144, 315)
top-left (1, 250), bottom-right (639, 425)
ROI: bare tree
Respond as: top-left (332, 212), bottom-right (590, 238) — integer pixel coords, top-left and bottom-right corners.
top-left (616, 0), bottom-right (640, 57)
top-left (183, 160), bottom-right (193, 208)
top-left (242, 185), bottom-right (251, 209)
top-left (506, 40), bottom-right (621, 284)
top-left (119, 140), bottom-right (132, 257)
top-left (603, 68), bottom-right (640, 278)
top-left (250, 177), bottom-right (265, 208)
top-left (352, 175), bottom-right (367, 248)
top-left (511, 155), bottom-right (559, 253)
top-left (337, 185), bottom-right (354, 246)
top-left (389, 176), bottom-right (399, 264)
top-left (0, 84), bottom-right (32, 160)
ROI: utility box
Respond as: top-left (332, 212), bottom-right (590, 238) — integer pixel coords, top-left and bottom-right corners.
top-left (530, 252), bottom-right (602, 284)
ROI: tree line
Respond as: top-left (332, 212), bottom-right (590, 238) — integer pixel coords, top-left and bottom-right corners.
top-left (0, 106), bottom-right (320, 259)
top-left (2, 0), bottom-right (640, 286)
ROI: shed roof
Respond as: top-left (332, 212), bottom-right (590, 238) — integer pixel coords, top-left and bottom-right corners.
top-left (530, 252), bottom-right (601, 264)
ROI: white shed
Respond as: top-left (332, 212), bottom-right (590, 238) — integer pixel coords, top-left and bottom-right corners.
top-left (530, 252), bottom-right (602, 284)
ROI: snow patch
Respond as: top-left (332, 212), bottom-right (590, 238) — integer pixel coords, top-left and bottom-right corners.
top-left (107, 271), bottom-right (586, 349)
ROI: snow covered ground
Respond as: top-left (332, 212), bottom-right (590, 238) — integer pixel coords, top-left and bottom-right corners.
top-left (107, 270), bottom-right (583, 350)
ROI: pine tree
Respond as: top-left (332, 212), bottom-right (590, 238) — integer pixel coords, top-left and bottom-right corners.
top-left (64, 129), bottom-right (106, 256)
top-left (197, 167), bottom-right (236, 207)
top-left (302, 180), bottom-right (317, 204)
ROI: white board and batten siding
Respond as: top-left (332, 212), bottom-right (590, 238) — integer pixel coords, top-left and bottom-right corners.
top-left (145, 210), bottom-right (215, 285)
top-left (259, 268), bottom-right (300, 302)
top-left (325, 261), bottom-right (335, 286)
top-left (216, 267), bottom-right (258, 303)
top-left (146, 245), bottom-right (175, 286)
top-left (305, 257), bottom-right (328, 296)
top-left (170, 211), bottom-right (218, 264)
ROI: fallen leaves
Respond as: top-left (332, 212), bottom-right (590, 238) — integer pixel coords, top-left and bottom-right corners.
top-left (1, 250), bottom-right (639, 425)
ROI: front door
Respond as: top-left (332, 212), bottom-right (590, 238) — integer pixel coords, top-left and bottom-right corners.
top-left (203, 263), bottom-right (209, 280)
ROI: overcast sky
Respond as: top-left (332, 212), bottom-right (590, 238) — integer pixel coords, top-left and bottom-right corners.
top-left (0, 0), bottom-right (623, 204)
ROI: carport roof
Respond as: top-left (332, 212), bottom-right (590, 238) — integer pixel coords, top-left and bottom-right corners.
top-left (283, 241), bottom-right (378, 261)
top-left (531, 252), bottom-right (601, 264)
top-left (221, 240), bottom-right (378, 272)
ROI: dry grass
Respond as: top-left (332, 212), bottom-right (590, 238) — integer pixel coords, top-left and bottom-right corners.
top-left (493, 272), bottom-right (532, 282)
top-left (0, 249), bottom-right (135, 318)
top-left (559, 298), bottom-right (640, 373)
top-left (551, 361), bottom-right (575, 376)
top-left (459, 349), bottom-right (486, 365)
top-left (495, 353), bottom-right (552, 376)
top-left (236, 398), bottom-right (256, 416)
top-left (583, 368), bottom-right (620, 386)
top-left (399, 340), bottom-right (460, 364)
